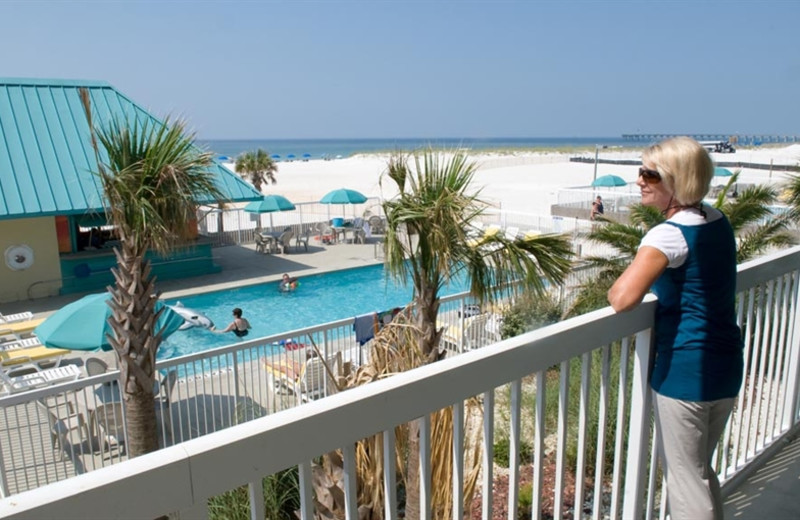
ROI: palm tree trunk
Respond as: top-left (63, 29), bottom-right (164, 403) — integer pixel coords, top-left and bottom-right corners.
top-left (107, 241), bottom-right (161, 456)
top-left (405, 289), bottom-right (442, 520)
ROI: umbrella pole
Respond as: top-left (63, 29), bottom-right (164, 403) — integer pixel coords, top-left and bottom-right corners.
top-left (270, 214), bottom-right (274, 232)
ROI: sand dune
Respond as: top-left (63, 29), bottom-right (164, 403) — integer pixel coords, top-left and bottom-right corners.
top-left (225, 144), bottom-right (800, 214)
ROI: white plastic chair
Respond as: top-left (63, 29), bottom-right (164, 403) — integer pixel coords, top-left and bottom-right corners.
top-left (35, 400), bottom-right (90, 460)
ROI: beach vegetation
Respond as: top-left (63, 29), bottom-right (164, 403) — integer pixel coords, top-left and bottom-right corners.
top-left (566, 171), bottom-right (795, 317)
top-left (79, 89), bottom-right (226, 457)
top-left (379, 150), bottom-right (573, 519)
top-left (235, 148), bottom-right (278, 192)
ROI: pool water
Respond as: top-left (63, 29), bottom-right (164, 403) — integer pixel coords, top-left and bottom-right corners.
top-left (159, 264), bottom-right (469, 360)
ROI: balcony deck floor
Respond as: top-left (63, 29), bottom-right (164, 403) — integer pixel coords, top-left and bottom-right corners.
top-left (723, 432), bottom-right (800, 519)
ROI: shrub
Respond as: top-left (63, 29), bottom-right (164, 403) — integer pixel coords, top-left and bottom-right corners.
top-left (500, 290), bottom-right (563, 339)
top-left (493, 435), bottom-right (533, 467)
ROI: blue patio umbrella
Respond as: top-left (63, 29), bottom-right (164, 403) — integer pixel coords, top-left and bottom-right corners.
top-left (320, 188), bottom-right (368, 205)
top-left (243, 195), bottom-right (296, 213)
top-left (243, 194), bottom-right (296, 230)
top-left (320, 188), bottom-right (368, 221)
top-left (35, 293), bottom-right (185, 351)
top-left (287, 154), bottom-right (296, 160)
top-left (591, 174), bottom-right (627, 187)
top-left (218, 156), bottom-right (230, 161)
top-left (302, 153), bottom-right (312, 159)
top-left (271, 154), bottom-right (281, 160)
top-left (714, 167), bottom-right (734, 177)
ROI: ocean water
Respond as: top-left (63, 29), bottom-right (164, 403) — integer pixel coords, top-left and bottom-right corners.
top-left (197, 137), bottom-right (635, 161)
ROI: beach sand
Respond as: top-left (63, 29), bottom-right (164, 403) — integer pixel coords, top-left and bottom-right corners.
top-left (225, 144), bottom-right (800, 214)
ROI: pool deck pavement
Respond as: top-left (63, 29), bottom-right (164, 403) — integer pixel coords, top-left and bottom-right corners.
top-left (1, 237), bottom-right (384, 317)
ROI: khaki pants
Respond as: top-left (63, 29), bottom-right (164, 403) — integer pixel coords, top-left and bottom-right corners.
top-left (653, 391), bottom-right (735, 520)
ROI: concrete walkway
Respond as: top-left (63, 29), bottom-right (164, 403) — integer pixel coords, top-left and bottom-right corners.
top-left (0, 237), bottom-right (384, 317)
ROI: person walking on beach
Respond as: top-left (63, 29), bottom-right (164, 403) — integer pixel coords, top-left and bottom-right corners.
top-left (212, 308), bottom-right (252, 338)
top-left (607, 137), bottom-right (742, 520)
top-left (590, 195), bottom-right (604, 220)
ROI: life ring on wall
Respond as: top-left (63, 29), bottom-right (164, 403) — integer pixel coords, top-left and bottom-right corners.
top-left (5, 244), bottom-right (34, 271)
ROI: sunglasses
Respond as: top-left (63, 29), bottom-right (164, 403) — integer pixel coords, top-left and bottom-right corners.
top-left (638, 167), bottom-right (662, 184)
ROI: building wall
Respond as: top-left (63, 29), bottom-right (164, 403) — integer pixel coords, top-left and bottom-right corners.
top-left (0, 217), bottom-right (62, 303)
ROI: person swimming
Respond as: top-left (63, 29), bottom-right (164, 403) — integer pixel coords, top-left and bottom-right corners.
top-left (211, 308), bottom-right (251, 337)
top-left (280, 273), bottom-right (299, 292)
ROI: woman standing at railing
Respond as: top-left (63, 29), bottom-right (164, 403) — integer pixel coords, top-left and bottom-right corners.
top-left (608, 137), bottom-right (742, 520)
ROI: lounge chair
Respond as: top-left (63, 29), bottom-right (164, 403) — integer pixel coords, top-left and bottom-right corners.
top-left (504, 226), bottom-right (520, 240)
top-left (442, 314), bottom-right (497, 352)
top-left (35, 400), bottom-right (91, 460)
top-left (295, 229), bottom-right (311, 252)
top-left (0, 317), bottom-right (46, 338)
top-left (0, 344), bottom-right (70, 373)
top-left (0, 336), bottom-right (43, 351)
top-left (0, 364), bottom-right (81, 394)
top-left (0, 311), bottom-right (34, 324)
top-left (264, 353), bottom-right (340, 402)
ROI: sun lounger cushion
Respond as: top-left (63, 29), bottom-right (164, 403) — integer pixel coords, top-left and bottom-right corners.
top-left (0, 318), bottom-right (46, 337)
top-left (0, 345), bottom-right (69, 367)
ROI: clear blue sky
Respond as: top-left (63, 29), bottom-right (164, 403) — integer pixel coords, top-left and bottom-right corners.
top-left (2, 1), bottom-right (798, 139)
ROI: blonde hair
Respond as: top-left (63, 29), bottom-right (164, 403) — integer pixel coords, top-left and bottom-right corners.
top-left (642, 137), bottom-right (713, 205)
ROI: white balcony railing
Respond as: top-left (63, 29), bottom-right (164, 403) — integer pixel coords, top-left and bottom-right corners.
top-left (1, 246), bottom-right (799, 519)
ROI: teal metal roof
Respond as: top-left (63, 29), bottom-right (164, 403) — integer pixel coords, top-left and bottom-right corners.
top-left (0, 78), bottom-right (262, 221)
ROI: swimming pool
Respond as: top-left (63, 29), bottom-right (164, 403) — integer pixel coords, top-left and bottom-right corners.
top-left (159, 264), bottom-right (469, 359)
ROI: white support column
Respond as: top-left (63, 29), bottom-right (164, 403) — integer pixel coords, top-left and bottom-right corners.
top-left (622, 328), bottom-right (654, 519)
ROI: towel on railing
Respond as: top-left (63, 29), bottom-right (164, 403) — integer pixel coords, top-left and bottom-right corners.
top-left (354, 313), bottom-right (378, 345)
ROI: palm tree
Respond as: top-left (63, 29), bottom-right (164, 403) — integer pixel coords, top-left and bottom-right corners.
top-left (567, 172), bottom-right (794, 317)
top-left (381, 150), bottom-right (573, 519)
top-left (235, 149), bottom-right (277, 192)
top-left (80, 90), bottom-right (226, 456)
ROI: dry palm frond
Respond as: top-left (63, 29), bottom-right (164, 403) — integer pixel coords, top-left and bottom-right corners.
top-left (310, 308), bottom-right (483, 519)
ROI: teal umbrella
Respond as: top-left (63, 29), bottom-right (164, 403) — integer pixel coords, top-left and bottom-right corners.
top-left (243, 195), bottom-right (296, 213)
top-left (591, 174), bottom-right (627, 187)
top-left (320, 188), bottom-right (368, 204)
top-left (714, 167), bottom-right (734, 177)
top-left (243, 195), bottom-right (296, 230)
top-left (35, 293), bottom-right (185, 351)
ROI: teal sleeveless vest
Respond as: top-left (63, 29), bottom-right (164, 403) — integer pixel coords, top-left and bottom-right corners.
top-left (650, 216), bottom-right (743, 401)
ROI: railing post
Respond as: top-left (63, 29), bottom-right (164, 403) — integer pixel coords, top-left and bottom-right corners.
top-left (782, 271), bottom-right (800, 429)
top-left (622, 328), bottom-right (654, 519)
top-left (299, 460), bottom-right (314, 520)
top-left (248, 480), bottom-right (265, 520)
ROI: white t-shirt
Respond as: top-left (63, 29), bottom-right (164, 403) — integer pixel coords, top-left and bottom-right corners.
top-left (639, 205), bottom-right (723, 268)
